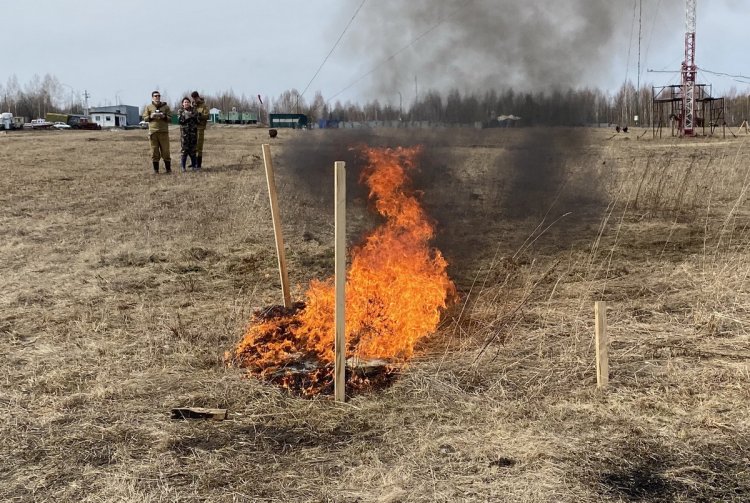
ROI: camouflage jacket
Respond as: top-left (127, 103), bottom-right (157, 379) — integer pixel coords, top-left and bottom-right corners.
top-left (178, 107), bottom-right (198, 128)
top-left (192, 98), bottom-right (209, 130)
top-left (142, 101), bottom-right (172, 132)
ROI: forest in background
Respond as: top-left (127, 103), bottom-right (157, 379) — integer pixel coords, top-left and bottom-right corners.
top-left (3, 73), bottom-right (749, 127)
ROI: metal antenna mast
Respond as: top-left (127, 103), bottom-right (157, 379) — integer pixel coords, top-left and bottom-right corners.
top-left (681, 0), bottom-right (697, 136)
top-left (83, 90), bottom-right (91, 117)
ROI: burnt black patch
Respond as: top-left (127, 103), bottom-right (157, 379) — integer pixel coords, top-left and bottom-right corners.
top-left (585, 435), bottom-right (750, 502)
top-left (599, 455), bottom-right (677, 501)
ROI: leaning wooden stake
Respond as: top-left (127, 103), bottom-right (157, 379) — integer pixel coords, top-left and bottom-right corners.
top-left (334, 161), bottom-right (346, 402)
top-left (262, 144), bottom-right (291, 308)
top-left (595, 301), bottom-right (609, 389)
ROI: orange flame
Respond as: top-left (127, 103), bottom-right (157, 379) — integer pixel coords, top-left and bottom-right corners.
top-left (231, 146), bottom-right (456, 394)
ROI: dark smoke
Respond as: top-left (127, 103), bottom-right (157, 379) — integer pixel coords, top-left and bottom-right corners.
top-left (277, 129), bottom-right (607, 286)
top-left (334, 0), bottom-right (679, 97)
top-left (275, 1), bottom-right (679, 286)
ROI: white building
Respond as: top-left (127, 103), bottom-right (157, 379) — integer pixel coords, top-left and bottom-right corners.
top-left (89, 106), bottom-right (133, 128)
top-left (209, 107), bottom-right (221, 123)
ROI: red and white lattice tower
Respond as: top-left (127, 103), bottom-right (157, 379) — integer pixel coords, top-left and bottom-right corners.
top-left (681, 0), bottom-right (697, 136)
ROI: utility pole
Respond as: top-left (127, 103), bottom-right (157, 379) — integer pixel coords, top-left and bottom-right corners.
top-left (636, 0), bottom-right (642, 126)
top-left (83, 90), bottom-right (90, 117)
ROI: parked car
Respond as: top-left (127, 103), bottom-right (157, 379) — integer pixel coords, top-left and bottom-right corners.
top-left (28, 118), bottom-right (53, 129)
top-left (53, 122), bottom-right (72, 130)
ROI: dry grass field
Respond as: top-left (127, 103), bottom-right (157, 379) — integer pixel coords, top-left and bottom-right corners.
top-left (1, 124), bottom-right (749, 502)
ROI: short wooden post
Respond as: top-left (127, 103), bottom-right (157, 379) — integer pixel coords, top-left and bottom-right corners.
top-left (262, 144), bottom-right (291, 308)
top-left (334, 161), bottom-right (346, 402)
top-left (595, 301), bottom-right (609, 389)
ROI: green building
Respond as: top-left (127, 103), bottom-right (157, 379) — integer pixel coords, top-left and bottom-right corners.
top-left (269, 113), bottom-right (308, 129)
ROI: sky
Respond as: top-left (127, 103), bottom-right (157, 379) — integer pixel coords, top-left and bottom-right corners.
top-left (2, 0), bottom-right (748, 111)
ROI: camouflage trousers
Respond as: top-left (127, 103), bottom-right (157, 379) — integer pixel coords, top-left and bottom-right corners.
top-left (196, 128), bottom-right (205, 156)
top-left (181, 125), bottom-right (198, 155)
top-left (149, 131), bottom-right (171, 161)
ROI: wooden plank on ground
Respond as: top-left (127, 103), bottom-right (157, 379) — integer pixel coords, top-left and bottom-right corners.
top-left (171, 407), bottom-right (228, 420)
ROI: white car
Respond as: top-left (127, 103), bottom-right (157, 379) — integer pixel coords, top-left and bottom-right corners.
top-left (53, 122), bottom-right (72, 130)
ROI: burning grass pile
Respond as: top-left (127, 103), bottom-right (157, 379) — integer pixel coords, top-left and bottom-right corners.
top-left (228, 146), bottom-right (456, 397)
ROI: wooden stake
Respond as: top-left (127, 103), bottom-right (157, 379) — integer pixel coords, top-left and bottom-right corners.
top-left (262, 144), bottom-right (291, 308)
top-left (334, 161), bottom-right (346, 402)
top-left (595, 301), bottom-right (609, 389)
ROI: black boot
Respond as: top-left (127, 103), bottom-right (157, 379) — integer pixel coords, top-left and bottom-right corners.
top-left (152, 161), bottom-right (159, 174)
top-left (190, 154), bottom-right (198, 171)
top-left (180, 154), bottom-right (187, 173)
top-left (196, 155), bottom-right (202, 169)
top-left (164, 160), bottom-right (172, 174)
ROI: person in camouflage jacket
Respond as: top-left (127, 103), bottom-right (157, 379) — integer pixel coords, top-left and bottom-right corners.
top-left (191, 91), bottom-right (209, 169)
top-left (178, 97), bottom-right (199, 172)
top-left (142, 91), bottom-right (172, 173)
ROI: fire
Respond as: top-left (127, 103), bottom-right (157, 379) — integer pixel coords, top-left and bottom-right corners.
top-left (230, 146), bottom-right (456, 396)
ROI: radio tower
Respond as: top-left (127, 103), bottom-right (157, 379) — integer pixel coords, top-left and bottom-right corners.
top-left (681, 0), bottom-right (697, 136)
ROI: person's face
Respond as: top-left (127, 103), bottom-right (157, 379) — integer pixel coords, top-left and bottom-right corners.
top-left (183, 99), bottom-right (191, 108)
top-left (152, 93), bottom-right (161, 102)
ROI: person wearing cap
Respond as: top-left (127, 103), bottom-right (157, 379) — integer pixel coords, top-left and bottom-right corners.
top-left (191, 91), bottom-right (209, 169)
top-left (142, 91), bottom-right (172, 174)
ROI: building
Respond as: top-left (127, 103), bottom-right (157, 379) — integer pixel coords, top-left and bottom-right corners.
top-left (269, 113), bottom-right (308, 129)
top-left (218, 108), bottom-right (258, 124)
top-left (89, 105), bottom-right (140, 128)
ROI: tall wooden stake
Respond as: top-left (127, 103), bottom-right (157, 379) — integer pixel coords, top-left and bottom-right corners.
top-left (595, 301), bottom-right (609, 389)
top-left (262, 144), bottom-right (291, 308)
top-left (334, 161), bottom-right (346, 402)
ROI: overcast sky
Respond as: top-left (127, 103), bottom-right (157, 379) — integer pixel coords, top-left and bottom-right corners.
top-left (2, 0), bottom-right (748, 111)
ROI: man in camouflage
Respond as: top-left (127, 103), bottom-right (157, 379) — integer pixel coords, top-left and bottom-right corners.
top-left (191, 91), bottom-right (209, 169)
top-left (142, 90), bottom-right (172, 174)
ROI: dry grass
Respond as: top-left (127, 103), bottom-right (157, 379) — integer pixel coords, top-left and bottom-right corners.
top-left (1, 126), bottom-right (749, 502)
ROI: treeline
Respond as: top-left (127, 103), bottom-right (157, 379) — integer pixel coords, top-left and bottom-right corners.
top-left (3, 73), bottom-right (749, 126)
top-left (1, 74), bottom-right (83, 120)
top-left (314, 84), bottom-right (750, 127)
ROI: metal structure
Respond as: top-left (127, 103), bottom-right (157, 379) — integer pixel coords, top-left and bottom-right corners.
top-left (681, 0), bottom-right (697, 136)
top-left (652, 0), bottom-right (725, 138)
top-left (652, 84), bottom-right (724, 138)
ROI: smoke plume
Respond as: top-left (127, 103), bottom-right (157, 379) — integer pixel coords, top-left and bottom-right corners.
top-left (334, 0), bottom-right (679, 98)
top-left (277, 128), bottom-right (607, 285)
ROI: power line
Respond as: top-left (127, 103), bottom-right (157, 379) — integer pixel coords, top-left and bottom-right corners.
top-left (623, 0), bottom-right (638, 87)
top-left (643, 0), bottom-right (664, 68)
top-left (300, 0), bottom-right (367, 99)
top-left (700, 68), bottom-right (750, 83)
